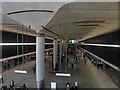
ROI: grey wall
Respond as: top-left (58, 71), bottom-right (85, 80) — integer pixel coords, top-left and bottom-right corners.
top-left (81, 30), bottom-right (120, 67)
top-left (1, 31), bottom-right (53, 58)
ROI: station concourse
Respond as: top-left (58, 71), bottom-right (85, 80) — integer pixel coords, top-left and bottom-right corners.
top-left (0, 1), bottom-right (120, 89)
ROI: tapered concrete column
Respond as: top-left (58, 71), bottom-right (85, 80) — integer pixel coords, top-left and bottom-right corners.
top-left (53, 38), bottom-right (58, 71)
top-left (59, 40), bottom-right (62, 70)
top-left (36, 31), bottom-right (45, 89)
top-left (62, 40), bottom-right (67, 57)
top-left (63, 40), bottom-right (68, 71)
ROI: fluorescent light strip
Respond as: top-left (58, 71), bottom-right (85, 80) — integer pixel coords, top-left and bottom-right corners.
top-left (0, 52), bottom-right (36, 62)
top-left (45, 43), bottom-right (53, 45)
top-left (56, 73), bottom-right (71, 77)
top-left (15, 70), bottom-right (27, 74)
top-left (0, 48), bottom-right (52, 61)
top-left (45, 48), bottom-right (53, 51)
top-left (81, 48), bottom-right (120, 72)
top-left (82, 43), bottom-right (120, 48)
top-left (0, 43), bottom-right (53, 46)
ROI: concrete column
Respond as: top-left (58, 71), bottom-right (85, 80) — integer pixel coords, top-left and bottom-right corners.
top-left (62, 40), bottom-right (67, 58)
top-left (36, 31), bottom-right (45, 89)
top-left (65, 41), bottom-right (68, 71)
top-left (59, 40), bottom-right (62, 70)
top-left (62, 40), bottom-right (68, 71)
top-left (53, 38), bottom-right (58, 71)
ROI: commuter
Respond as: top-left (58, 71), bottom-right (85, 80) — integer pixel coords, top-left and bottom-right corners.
top-left (100, 61), bottom-right (103, 69)
top-left (1, 75), bottom-right (4, 83)
top-left (1, 85), bottom-right (7, 90)
top-left (10, 80), bottom-right (15, 89)
top-left (94, 61), bottom-right (96, 66)
top-left (97, 61), bottom-right (101, 69)
top-left (74, 81), bottom-right (78, 90)
top-left (66, 83), bottom-right (70, 90)
top-left (21, 83), bottom-right (27, 90)
top-left (71, 64), bottom-right (74, 69)
top-left (84, 56), bottom-right (87, 64)
top-left (67, 58), bottom-right (69, 67)
top-left (32, 67), bottom-right (36, 73)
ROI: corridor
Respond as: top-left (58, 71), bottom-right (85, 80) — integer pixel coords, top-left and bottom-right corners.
top-left (2, 55), bottom-right (117, 88)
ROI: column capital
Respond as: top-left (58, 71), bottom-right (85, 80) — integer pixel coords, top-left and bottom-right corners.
top-left (54, 37), bottom-right (58, 40)
top-left (36, 32), bottom-right (44, 37)
top-left (36, 30), bottom-right (44, 37)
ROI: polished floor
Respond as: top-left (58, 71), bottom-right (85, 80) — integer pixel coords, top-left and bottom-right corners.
top-left (2, 55), bottom-right (118, 89)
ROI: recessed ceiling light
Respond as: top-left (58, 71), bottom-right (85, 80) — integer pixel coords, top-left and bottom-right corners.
top-left (15, 70), bottom-right (27, 74)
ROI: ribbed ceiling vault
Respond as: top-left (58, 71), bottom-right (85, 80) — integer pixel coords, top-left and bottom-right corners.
top-left (1, 2), bottom-right (119, 41)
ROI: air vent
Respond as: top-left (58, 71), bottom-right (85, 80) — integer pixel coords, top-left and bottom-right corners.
top-left (2, 23), bottom-right (18, 27)
top-left (74, 20), bottom-right (105, 23)
top-left (75, 24), bottom-right (99, 26)
top-left (2, 23), bottom-right (17, 25)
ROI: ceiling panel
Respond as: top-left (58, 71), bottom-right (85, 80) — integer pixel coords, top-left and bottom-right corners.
top-left (1, 2), bottom-right (118, 41)
top-left (45, 2), bottom-right (118, 40)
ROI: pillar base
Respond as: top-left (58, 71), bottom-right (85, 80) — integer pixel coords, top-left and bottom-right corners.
top-left (37, 79), bottom-right (45, 90)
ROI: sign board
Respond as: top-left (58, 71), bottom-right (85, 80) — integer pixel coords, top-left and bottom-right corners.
top-left (51, 82), bottom-right (56, 89)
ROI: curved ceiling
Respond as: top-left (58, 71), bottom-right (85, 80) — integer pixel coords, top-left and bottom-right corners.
top-left (2, 2), bottom-right (69, 31)
top-left (45, 2), bottom-right (118, 40)
top-left (1, 2), bottom-right (119, 41)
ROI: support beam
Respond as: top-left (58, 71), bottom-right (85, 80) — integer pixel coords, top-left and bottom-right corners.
top-left (36, 31), bottom-right (45, 89)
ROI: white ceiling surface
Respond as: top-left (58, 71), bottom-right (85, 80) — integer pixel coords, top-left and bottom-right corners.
top-left (1, 14), bottom-right (36, 36)
top-left (2, 2), bottom-right (68, 31)
top-left (45, 2), bottom-right (118, 40)
top-left (1, 0), bottom-right (119, 2)
top-left (2, 2), bottom-right (118, 40)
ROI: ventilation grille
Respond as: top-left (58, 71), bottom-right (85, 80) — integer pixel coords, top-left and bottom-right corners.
top-left (74, 20), bottom-right (105, 23)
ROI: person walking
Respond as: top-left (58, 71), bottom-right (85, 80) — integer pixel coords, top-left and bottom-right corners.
top-left (67, 58), bottom-right (69, 67)
top-left (66, 83), bottom-right (70, 90)
top-left (0, 75), bottom-right (4, 83)
top-left (21, 83), bottom-right (27, 90)
top-left (71, 64), bottom-right (74, 69)
top-left (97, 60), bottom-right (101, 69)
top-left (84, 56), bottom-right (87, 64)
top-left (1, 75), bottom-right (4, 83)
top-left (74, 81), bottom-right (78, 90)
top-left (10, 80), bottom-right (15, 89)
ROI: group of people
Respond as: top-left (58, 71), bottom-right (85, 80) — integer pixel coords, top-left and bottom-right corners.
top-left (1, 80), bottom-right (27, 90)
top-left (66, 81), bottom-right (78, 90)
top-left (91, 59), bottom-right (104, 69)
top-left (67, 53), bottom-right (88, 70)
top-left (2, 80), bottom-right (15, 90)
